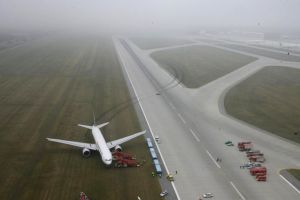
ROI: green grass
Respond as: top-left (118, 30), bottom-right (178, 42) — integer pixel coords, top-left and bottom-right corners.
top-left (151, 45), bottom-right (257, 88)
top-left (287, 169), bottom-right (300, 181)
top-left (0, 35), bottom-right (161, 200)
top-left (131, 37), bottom-right (192, 50)
top-left (224, 66), bottom-right (300, 143)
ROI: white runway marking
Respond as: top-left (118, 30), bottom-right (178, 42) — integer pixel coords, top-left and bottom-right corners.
top-left (189, 129), bottom-right (200, 142)
top-left (230, 181), bottom-right (246, 200)
top-left (206, 150), bottom-right (221, 168)
top-left (117, 41), bottom-right (181, 200)
top-left (279, 174), bottom-right (300, 194)
top-left (169, 102), bottom-right (176, 110)
top-left (177, 113), bottom-right (186, 124)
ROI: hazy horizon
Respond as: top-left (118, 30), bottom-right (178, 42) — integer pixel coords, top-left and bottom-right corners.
top-left (1, 0), bottom-right (300, 34)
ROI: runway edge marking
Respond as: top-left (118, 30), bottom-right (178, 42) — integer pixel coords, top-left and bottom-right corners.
top-left (205, 150), bottom-right (221, 168)
top-left (230, 181), bottom-right (246, 200)
top-left (189, 129), bottom-right (200, 142)
top-left (115, 38), bottom-right (181, 200)
top-left (177, 113), bottom-right (186, 124)
top-left (279, 174), bottom-right (300, 194)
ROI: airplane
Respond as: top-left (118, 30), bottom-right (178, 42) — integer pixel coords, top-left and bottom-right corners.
top-left (46, 119), bottom-right (146, 166)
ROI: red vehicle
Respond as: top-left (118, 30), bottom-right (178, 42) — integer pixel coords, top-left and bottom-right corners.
top-left (238, 142), bottom-right (253, 151)
top-left (256, 175), bottom-right (267, 181)
top-left (112, 151), bottom-right (136, 160)
top-left (250, 167), bottom-right (267, 176)
top-left (115, 158), bottom-right (139, 167)
top-left (249, 155), bottom-right (265, 163)
top-left (246, 153), bottom-right (264, 157)
top-left (80, 192), bottom-right (90, 200)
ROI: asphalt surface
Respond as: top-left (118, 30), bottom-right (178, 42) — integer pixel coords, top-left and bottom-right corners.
top-left (114, 36), bottom-right (300, 200)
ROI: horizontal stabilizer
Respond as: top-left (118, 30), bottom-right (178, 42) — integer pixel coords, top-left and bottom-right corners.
top-left (96, 122), bottom-right (109, 129)
top-left (78, 124), bottom-right (93, 129)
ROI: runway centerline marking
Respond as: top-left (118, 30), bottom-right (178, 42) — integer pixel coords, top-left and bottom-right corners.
top-left (116, 39), bottom-right (181, 200)
top-left (279, 174), bottom-right (300, 194)
top-left (189, 129), bottom-right (200, 142)
top-left (177, 113), bottom-right (186, 124)
top-left (230, 181), bottom-right (246, 200)
top-left (206, 150), bottom-right (221, 168)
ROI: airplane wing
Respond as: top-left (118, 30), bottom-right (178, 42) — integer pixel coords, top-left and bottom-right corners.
top-left (46, 138), bottom-right (97, 150)
top-left (106, 130), bottom-right (146, 149)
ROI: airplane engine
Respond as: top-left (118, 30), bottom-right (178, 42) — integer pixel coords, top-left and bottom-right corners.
top-left (114, 145), bottom-right (122, 152)
top-left (82, 148), bottom-right (91, 157)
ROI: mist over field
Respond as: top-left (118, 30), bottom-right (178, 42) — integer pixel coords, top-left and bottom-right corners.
top-left (0, 0), bottom-right (300, 34)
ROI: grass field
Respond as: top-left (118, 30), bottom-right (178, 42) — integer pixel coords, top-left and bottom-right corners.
top-left (224, 66), bottom-right (300, 143)
top-left (131, 37), bottom-right (192, 50)
top-left (287, 169), bottom-right (300, 181)
top-left (222, 44), bottom-right (300, 62)
top-left (0, 35), bottom-right (161, 200)
top-left (151, 45), bottom-right (257, 88)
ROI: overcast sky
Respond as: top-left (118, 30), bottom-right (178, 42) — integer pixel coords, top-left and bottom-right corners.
top-left (0, 0), bottom-right (299, 33)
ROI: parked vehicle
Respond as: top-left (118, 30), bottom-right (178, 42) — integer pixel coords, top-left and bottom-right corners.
top-left (238, 141), bottom-right (253, 151)
top-left (250, 167), bottom-right (267, 176)
top-left (160, 190), bottom-right (168, 197)
top-left (202, 193), bottom-right (214, 198)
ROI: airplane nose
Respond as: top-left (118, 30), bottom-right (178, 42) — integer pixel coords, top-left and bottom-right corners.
top-left (106, 160), bottom-right (112, 165)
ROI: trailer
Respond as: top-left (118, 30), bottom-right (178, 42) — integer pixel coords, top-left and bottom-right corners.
top-left (149, 148), bottom-right (158, 159)
top-left (154, 163), bottom-right (162, 175)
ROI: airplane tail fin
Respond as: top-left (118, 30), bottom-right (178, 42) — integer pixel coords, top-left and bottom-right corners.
top-left (96, 122), bottom-right (109, 129)
top-left (78, 124), bottom-right (93, 129)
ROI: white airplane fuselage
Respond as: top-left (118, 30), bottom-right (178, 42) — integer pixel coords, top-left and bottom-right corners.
top-left (92, 126), bottom-right (112, 165)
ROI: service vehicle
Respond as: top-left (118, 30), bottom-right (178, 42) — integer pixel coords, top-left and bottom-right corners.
top-left (238, 141), bottom-right (253, 151)
top-left (166, 174), bottom-right (174, 181)
top-left (202, 193), bottom-right (214, 198)
top-left (160, 190), bottom-right (168, 197)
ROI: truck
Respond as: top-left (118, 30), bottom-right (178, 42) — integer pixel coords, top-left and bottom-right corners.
top-left (112, 151), bottom-right (136, 160)
top-left (238, 141), bottom-right (253, 151)
top-left (250, 167), bottom-right (267, 176)
top-left (256, 174), bottom-right (267, 181)
top-left (114, 158), bottom-right (139, 167)
top-left (248, 155), bottom-right (266, 163)
top-left (246, 152), bottom-right (264, 157)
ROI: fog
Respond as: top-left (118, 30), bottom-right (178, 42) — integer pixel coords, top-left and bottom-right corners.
top-left (1, 0), bottom-right (300, 34)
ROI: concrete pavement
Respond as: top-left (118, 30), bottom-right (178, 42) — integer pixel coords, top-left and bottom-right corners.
top-left (114, 36), bottom-right (300, 200)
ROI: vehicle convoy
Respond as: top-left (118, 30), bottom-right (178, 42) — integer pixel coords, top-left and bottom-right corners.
top-left (238, 141), bottom-right (267, 181)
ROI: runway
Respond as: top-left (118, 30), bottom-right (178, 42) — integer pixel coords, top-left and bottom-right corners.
top-left (114, 36), bottom-right (300, 200)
